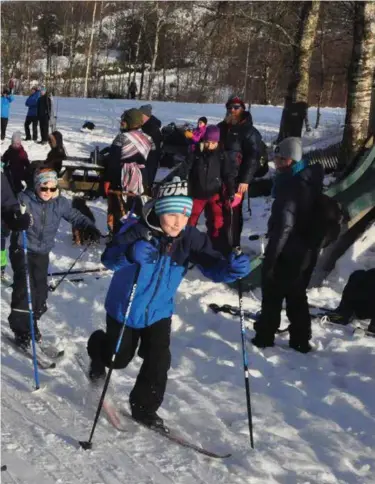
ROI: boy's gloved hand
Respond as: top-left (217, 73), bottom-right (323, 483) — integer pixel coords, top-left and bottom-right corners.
top-left (228, 252), bottom-right (250, 279)
top-left (128, 239), bottom-right (159, 265)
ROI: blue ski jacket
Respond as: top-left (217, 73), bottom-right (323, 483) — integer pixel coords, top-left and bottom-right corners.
top-left (1, 94), bottom-right (14, 119)
top-left (102, 202), bottom-right (245, 328)
top-left (10, 189), bottom-right (95, 254)
top-left (25, 91), bottom-right (41, 117)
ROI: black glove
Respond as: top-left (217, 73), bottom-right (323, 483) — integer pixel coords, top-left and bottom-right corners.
top-left (85, 225), bottom-right (102, 243)
top-left (3, 210), bottom-right (32, 231)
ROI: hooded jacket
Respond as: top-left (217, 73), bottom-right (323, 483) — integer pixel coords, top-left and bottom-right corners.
top-left (1, 94), bottom-right (14, 119)
top-left (264, 161), bottom-right (324, 273)
top-left (184, 146), bottom-right (236, 199)
top-left (45, 131), bottom-right (66, 174)
top-left (2, 145), bottom-right (30, 194)
top-left (102, 201), bottom-right (242, 328)
top-left (25, 91), bottom-right (41, 117)
top-left (10, 189), bottom-right (95, 254)
top-left (218, 111), bottom-right (261, 185)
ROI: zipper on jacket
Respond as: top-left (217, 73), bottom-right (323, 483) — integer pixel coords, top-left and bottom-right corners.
top-left (39, 205), bottom-right (47, 246)
top-left (145, 242), bottom-right (172, 326)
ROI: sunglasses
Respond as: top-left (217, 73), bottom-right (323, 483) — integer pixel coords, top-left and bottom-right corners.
top-left (40, 186), bottom-right (58, 193)
top-left (229, 104), bottom-right (242, 110)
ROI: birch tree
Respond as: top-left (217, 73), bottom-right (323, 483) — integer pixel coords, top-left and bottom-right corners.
top-left (340, 2), bottom-right (375, 165)
top-left (84, 1), bottom-right (97, 98)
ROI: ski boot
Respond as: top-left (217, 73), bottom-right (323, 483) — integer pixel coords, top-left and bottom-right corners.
top-left (14, 332), bottom-right (31, 352)
top-left (88, 358), bottom-right (106, 386)
top-left (289, 340), bottom-right (313, 354)
top-left (131, 406), bottom-right (168, 432)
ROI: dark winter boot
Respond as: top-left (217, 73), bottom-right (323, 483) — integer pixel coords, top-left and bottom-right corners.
top-left (367, 320), bottom-right (375, 335)
top-left (289, 340), bottom-right (313, 354)
top-left (132, 409), bottom-right (167, 431)
top-left (251, 334), bottom-right (275, 349)
top-left (14, 332), bottom-right (31, 351)
top-left (88, 358), bottom-right (106, 385)
top-left (33, 320), bottom-right (42, 343)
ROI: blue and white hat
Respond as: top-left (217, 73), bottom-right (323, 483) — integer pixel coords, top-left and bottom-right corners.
top-left (154, 177), bottom-right (193, 217)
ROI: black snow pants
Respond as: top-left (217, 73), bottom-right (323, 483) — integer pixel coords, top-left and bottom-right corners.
top-left (8, 247), bottom-right (49, 336)
top-left (256, 249), bottom-right (319, 345)
top-left (25, 115), bottom-right (38, 141)
top-left (87, 314), bottom-right (172, 415)
top-left (336, 269), bottom-right (375, 325)
top-left (39, 116), bottom-right (49, 142)
top-left (1, 117), bottom-right (8, 140)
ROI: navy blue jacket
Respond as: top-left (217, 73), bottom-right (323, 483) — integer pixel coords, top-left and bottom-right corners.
top-left (102, 203), bottom-right (241, 328)
top-left (10, 189), bottom-right (95, 254)
top-left (25, 91), bottom-right (41, 117)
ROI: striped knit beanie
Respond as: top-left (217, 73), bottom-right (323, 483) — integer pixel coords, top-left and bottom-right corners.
top-left (155, 177), bottom-right (193, 217)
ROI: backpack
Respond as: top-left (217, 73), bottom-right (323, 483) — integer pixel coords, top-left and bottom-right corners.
top-left (254, 140), bottom-right (269, 178)
top-left (314, 194), bottom-right (345, 248)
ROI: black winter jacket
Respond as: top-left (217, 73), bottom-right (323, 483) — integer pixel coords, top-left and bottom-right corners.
top-left (218, 111), bottom-right (262, 185)
top-left (142, 115), bottom-right (162, 186)
top-left (184, 147), bottom-right (236, 200)
top-left (37, 95), bottom-right (51, 119)
top-left (264, 162), bottom-right (324, 274)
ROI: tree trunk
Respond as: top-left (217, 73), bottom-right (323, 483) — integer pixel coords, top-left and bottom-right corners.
top-left (278, 1), bottom-right (321, 140)
top-left (315, 24), bottom-right (325, 129)
top-left (146, 5), bottom-right (162, 100)
top-left (139, 61), bottom-right (146, 99)
top-left (84, 1), bottom-right (97, 98)
top-left (340, 2), bottom-right (375, 167)
top-left (369, 72), bottom-right (375, 137)
top-left (94, 1), bottom-right (104, 97)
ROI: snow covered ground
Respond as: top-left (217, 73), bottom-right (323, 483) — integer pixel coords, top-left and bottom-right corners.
top-left (1, 98), bottom-right (374, 484)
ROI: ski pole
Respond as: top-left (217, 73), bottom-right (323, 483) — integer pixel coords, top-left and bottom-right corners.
top-left (234, 247), bottom-right (254, 449)
top-left (48, 267), bottom-right (109, 277)
top-left (79, 267), bottom-right (140, 450)
top-left (48, 244), bottom-right (91, 292)
top-left (21, 210), bottom-right (40, 390)
top-left (238, 275), bottom-right (255, 449)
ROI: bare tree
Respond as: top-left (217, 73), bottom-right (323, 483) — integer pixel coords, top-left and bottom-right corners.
top-left (340, 2), bottom-right (375, 166)
top-left (84, 1), bottom-right (97, 98)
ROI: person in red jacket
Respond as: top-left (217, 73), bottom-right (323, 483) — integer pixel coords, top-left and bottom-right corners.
top-left (1, 132), bottom-right (30, 194)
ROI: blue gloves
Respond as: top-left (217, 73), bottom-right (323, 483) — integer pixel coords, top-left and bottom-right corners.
top-left (228, 252), bottom-right (250, 280)
top-left (128, 239), bottom-right (159, 265)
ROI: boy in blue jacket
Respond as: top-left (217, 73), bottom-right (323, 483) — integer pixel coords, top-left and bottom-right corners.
top-left (1, 88), bottom-right (14, 140)
top-left (24, 86), bottom-right (40, 141)
top-left (87, 177), bottom-right (250, 430)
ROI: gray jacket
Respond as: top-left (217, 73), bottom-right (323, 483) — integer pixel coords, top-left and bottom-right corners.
top-left (10, 189), bottom-right (95, 254)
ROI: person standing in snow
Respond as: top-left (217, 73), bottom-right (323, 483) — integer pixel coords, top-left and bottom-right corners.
top-left (252, 138), bottom-right (324, 353)
top-left (1, 88), bottom-right (15, 141)
top-left (218, 95), bottom-right (262, 248)
top-left (128, 81), bottom-right (138, 100)
top-left (184, 125), bottom-right (236, 254)
top-left (87, 177), bottom-right (250, 430)
top-left (8, 168), bottom-right (101, 350)
top-left (104, 108), bottom-right (153, 234)
top-left (139, 104), bottom-right (162, 191)
top-left (24, 86), bottom-right (40, 142)
top-left (37, 87), bottom-right (51, 144)
top-left (2, 132), bottom-right (30, 194)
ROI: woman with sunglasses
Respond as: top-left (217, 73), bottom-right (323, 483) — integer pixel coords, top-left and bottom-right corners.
top-left (8, 168), bottom-right (102, 350)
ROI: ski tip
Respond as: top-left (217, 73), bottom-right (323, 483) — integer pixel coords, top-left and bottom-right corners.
top-left (79, 440), bottom-right (92, 450)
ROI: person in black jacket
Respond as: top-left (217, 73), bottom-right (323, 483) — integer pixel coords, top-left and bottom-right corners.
top-left (45, 130), bottom-right (66, 175)
top-left (37, 87), bottom-right (51, 144)
top-left (185, 125), bottom-right (236, 253)
top-left (218, 95), bottom-right (262, 247)
top-left (140, 104), bottom-right (162, 191)
top-left (252, 137), bottom-right (324, 353)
